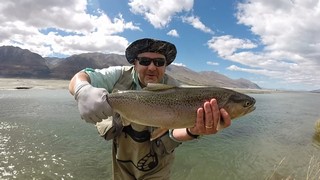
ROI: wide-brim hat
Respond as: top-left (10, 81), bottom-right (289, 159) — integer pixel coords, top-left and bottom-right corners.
top-left (125, 38), bottom-right (177, 65)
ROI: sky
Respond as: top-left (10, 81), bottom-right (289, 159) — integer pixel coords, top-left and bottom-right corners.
top-left (0, 0), bottom-right (320, 91)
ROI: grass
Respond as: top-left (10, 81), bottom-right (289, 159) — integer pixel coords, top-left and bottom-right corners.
top-left (266, 156), bottom-right (320, 180)
top-left (266, 119), bottom-right (320, 180)
top-left (265, 157), bottom-right (292, 180)
top-left (315, 119), bottom-right (320, 137)
top-left (306, 155), bottom-right (320, 180)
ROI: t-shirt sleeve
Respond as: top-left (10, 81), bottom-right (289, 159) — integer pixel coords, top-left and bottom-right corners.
top-left (83, 66), bottom-right (124, 93)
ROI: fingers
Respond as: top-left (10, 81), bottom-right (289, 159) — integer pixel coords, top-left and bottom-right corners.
top-left (77, 85), bottom-right (113, 124)
top-left (207, 99), bottom-right (220, 130)
top-left (219, 108), bottom-right (231, 128)
top-left (190, 98), bottom-right (231, 136)
top-left (204, 100), bottom-right (214, 129)
top-left (81, 114), bottom-right (102, 124)
top-left (196, 107), bottom-right (205, 130)
top-left (96, 110), bottom-right (109, 120)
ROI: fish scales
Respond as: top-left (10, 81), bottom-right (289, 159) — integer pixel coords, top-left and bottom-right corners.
top-left (107, 85), bottom-right (256, 129)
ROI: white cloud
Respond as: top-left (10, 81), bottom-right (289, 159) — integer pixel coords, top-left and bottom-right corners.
top-left (207, 35), bottom-right (257, 57)
top-left (227, 65), bottom-right (280, 77)
top-left (236, 0), bottom-right (320, 58)
top-left (205, 0), bottom-right (320, 89)
top-left (172, 62), bottom-right (186, 67)
top-left (209, 34), bottom-right (319, 87)
top-left (167, 29), bottom-right (179, 37)
top-left (0, 0), bottom-right (140, 57)
top-left (129, 0), bottom-right (194, 28)
top-left (182, 16), bottom-right (213, 34)
top-left (206, 61), bottom-right (219, 66)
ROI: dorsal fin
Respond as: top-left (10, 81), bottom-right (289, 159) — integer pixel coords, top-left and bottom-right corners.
top-left (143, 83), bottom-right (176, 91)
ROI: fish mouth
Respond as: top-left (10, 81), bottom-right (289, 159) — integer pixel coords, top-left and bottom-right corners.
top-left (240, 105), bottom-right (255, 118)
top-left (247, 106), bottom-right (256, 113)
top-left (245, 97), bottom-right (256, 113)
top-left (237, 105), bottom-right (256, 119)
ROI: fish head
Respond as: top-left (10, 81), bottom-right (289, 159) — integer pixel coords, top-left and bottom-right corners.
top-left (223, 93), bottom-right (256, 120)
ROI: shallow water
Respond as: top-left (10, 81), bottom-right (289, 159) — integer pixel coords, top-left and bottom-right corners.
top-left (0, 89), bottom-right (319, 179)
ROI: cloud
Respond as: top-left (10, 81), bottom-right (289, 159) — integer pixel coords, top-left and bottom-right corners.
top-left (129, 0), bottom-right (194, 28)
top-left (0, 0), bottom-right (140, 57)
top-left (236, 0), bottom-right (320, 57)
top-left (207, 35), bottom-right (257, 57)
top-left (205, 0), bottom-right (320, 88)
top-left (206, 61), bottom-right (219, 66)
top-left (208, 34), bottom-right (319, 87)
top-left (182, 16), bottom-right (214, 34)
top-left (172, 62), bottom-right (186, 67)
top-left (227, 65), bottom-right (280, 77)
top-left (167, 29), bottom-right (179, 37)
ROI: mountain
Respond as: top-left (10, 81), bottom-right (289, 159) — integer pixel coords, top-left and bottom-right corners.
top-left (165, 65), bottom-right (260, 88)
top-left (0, 46), bottom-right (50, 78)
top-left (44, 57), bottom-right (64, 69)
top-left (48, 53), bottom-right (130, 79)
top-left (311, 89), bottom-right (320, 93)
top-left (0, 46), bottom-right (261, 89)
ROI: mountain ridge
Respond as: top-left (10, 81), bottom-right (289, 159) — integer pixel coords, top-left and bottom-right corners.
top-left (0, 45), bottom-right (261, 89)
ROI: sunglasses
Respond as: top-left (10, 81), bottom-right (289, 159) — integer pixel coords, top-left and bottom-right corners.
top-left (137, 57), bottom-right (166, 67)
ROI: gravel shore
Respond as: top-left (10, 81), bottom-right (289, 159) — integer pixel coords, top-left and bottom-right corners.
top-left (0, 78), bottom-right (70, 90)
top-left (0, 77), bottom-right (279, 93)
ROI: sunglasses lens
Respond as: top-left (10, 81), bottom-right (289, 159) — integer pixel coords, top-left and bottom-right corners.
top-left (139, 58), bottom-right (152, 66)
top-left (137, 57), bottom-right (165, 67)
top-left (154, 59), bottom-right (165, 66)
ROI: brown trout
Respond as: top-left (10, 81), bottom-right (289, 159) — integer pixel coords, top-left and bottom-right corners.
top-left (107, 84), bottom-right (256, 139)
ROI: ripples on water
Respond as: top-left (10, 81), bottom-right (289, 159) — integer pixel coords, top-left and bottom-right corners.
top-left (0, 89), bottom-right (112, 179)
top-left (171, 92), bottom-right (320, 180)
top-left (0, 121), bottom-right (72, 179)
top-left (1, 90), bottom-right (320, 179)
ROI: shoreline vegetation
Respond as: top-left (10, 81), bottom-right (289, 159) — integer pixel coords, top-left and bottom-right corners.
top-left (0, 77), bottom-right (308, 94)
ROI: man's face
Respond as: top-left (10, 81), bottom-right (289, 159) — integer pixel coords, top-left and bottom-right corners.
top-left (134, 52), bottom-right (166, 87)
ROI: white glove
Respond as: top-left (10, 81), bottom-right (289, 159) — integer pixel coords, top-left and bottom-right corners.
top-left (74, 81), bottom-right (113, 124)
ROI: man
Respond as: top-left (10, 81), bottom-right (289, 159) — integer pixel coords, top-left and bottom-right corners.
top-left (69, 38), bottom-right (231, 179)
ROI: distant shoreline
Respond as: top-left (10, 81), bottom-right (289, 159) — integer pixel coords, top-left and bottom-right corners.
top-left (229, 88), bottom-right (282, 94)
top-left (0, 77), bottom-right (305, 94)
top-left (0, 78), bottom-right (70, 90)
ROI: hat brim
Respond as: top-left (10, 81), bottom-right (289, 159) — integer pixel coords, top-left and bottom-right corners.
top-left (125, 38), bottom-right (177, 65)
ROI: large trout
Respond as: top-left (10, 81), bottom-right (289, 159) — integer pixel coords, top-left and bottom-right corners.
top-left (107, 83), bottom-right (256, 139)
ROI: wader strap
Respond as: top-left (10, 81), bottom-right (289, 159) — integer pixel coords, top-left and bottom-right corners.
top-left (122, 125), bottom-right (150, 143)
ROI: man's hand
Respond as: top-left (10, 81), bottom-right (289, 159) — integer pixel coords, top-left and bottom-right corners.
top-left (74, 81), bottom-right (113, 124)
top-left (188, 98), bottom-right (231, 135)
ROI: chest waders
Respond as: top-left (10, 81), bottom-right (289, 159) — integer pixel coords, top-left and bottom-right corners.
top-left (97, 66), bottom-right (181, 180)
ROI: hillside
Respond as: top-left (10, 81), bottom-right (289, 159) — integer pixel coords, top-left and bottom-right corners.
top-left (0, 46), bottom-right (50, 78)
top-left (0, 46), bottom-right (261, 89)
top-left (48, 53), bottom-right (129, 79)
top-left (311, 89), bottom-right (320, 93)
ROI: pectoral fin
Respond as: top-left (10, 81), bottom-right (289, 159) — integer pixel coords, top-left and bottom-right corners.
top-left (121, 117), bottom-right (131, 126)
top-left (150, 127), bottom-right (169, 141)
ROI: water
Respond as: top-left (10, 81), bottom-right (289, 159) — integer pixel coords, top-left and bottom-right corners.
top-left (0, 89), bottom-right (320, 179)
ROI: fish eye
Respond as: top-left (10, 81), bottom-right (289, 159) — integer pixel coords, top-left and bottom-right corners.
top-left (243, 97), bottom-right (256, 107)
top-left (244, 101), bottom-right (251, 107)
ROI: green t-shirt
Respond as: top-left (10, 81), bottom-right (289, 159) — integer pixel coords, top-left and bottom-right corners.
top-left (84, 66), bottom-right (142, 92)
